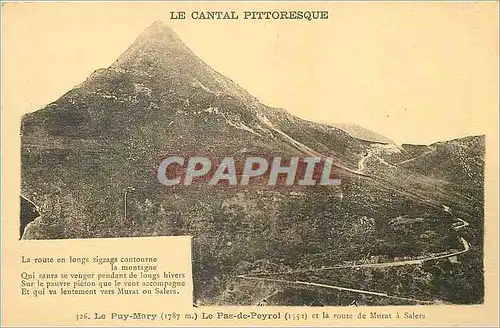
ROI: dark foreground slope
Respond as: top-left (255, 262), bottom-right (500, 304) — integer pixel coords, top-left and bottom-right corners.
top-left (21, 22), bottom-right (484, 306)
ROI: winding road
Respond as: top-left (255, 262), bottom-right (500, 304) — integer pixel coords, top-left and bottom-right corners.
top-left (356, 151), bottom-right (372, 173)
top-left (356, 145), bottom-right (398, 173)
top-left (240, 276), bottom-right (434, 305)
top-left (236, 207), bottom-right (471, 305)
top-left (398, 146), bottom-right (437, 165)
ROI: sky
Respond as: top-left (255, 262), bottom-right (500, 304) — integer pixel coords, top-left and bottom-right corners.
top-left (2, 2), bottom-right (498, 144)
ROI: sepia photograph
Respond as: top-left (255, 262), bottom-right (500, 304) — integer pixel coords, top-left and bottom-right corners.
top-left (7, 1), bottom-right (495, 313)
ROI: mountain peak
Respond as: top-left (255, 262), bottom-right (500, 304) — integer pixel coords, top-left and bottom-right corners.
top-left (111, 21), bottom-right (191, 71)
top-left (106, 22), bottom-right (258, 104)
top-left (140, 20), bottom-right (180, 42)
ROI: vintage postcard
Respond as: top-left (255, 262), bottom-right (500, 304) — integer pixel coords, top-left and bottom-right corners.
top-left (1, 1), bottom-right (498, 327)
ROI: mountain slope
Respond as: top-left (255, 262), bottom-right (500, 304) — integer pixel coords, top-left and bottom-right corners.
top-left (330, 123), bottom-right (396, 144)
